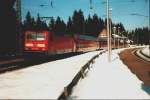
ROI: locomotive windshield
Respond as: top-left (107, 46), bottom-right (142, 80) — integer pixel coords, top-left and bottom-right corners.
top-left (27, 33), bottom-right (37, 40)
top-left (26, 32), bottom-right (45, 40)
top-left (36, 33), bottom-right (45, 40)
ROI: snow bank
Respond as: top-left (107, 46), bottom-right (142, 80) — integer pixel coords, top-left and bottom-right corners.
top-left (71, 49), bottom-right (150, 99)
top-left (142, 47), bottom-right (150, 57)
top-left (0, 51), bottom-right (101, 99)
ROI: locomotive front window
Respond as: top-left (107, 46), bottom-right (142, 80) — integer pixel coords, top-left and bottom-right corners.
top-left (26, 33), bottom-right (45, 40)
top-left (36, 33), bottom-right (45, 40)
top-left (27, 33), bottom-right (37, 40)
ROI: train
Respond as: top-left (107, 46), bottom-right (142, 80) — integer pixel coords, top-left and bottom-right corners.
top-left (24, 30), bottom-right (128, 55)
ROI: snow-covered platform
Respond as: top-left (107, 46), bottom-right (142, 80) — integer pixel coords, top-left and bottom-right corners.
top-left (0, 51), bottom-right (102, 99)
top-left (71, 49), bottom-right (150, 99)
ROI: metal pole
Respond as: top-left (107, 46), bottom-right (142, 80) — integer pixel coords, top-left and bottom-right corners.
top-left (109, 18), bottom-right (112, 54)
top-left (117, 27), bottom-right (120, 48)
top-left (106, 0), bottom-right (111, 62)
top-left (109, 8), bottom-right (112, 54)
top-left (122, 33), bottom-right (125, 48)
top-left (148, 0), bottom-right (150, 56)
top-left (113, 26), bottom-right (116, 48)
top-left (90, 0), bottom-right (93, 10)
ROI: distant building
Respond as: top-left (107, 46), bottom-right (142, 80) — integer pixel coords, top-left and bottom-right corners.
top-left (98, 28), bottom-right (107, 38)
top-left (97, 28), bottom-right (107, 49)
top-left (98, 28), bottom-right (107, 42)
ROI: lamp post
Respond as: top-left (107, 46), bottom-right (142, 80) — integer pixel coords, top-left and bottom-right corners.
top-left (113, 26), bottom-right (116, 48)
top-left (122, 31), bottom-right (125, 48)
top-left (109, 8), bottom-right (112, 53)
top-left (117, 26), bottom-right (120, 48)
top-left (106, 0), bottom-right (111, 62)
top-left (148, 0), bottom-right (150, 56)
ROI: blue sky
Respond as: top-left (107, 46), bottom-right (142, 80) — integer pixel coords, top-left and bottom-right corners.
top-left (22, 0), bottom-right (149, 31)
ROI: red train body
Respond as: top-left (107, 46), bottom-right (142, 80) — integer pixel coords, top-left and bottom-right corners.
top-left (24, 30), bottom-right (100, 55)
top-left (75, 35), bottom-right (99, 52)
top-left (48, 36), bottom-right (76, 54)
top-left (24, 30), bottom-right (127, 55)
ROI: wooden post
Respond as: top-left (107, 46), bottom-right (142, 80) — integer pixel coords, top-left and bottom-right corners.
top-left (81, 68), bottom-right (84, 78)
top-left (64, 87), bottom-right (68, 98)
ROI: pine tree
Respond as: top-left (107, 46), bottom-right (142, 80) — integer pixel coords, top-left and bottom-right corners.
top-left (67, 17), bottom-right (73, 35)
top-left (72, 9), bottom-right (85, 34)
top-left (36, 13), bottom-right (42, 30)
top-left (49, 17), bottom-right (55, 32)
top-left (85, 15), bottom-right (92, 34)
top-left (54, 17), bottom-right (66, 36)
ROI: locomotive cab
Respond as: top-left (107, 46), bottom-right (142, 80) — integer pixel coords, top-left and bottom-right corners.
top-left (24, 31), bottom-right (49, 53)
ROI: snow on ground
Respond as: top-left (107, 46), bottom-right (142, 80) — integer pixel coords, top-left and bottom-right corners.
top-left (70, 49), bottom-right (150, 99)
top-left (0, 51), bottom-right (102, 99)
top-left (136, 46), bottom-right (150, 62)
top-left (142, 46), bottom-right (150, 57)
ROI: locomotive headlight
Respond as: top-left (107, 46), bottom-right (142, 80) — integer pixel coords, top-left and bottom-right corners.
top-left (25, 43), bottom-right (33, 47)
top-left (37, 44), bottom-right (45, 47)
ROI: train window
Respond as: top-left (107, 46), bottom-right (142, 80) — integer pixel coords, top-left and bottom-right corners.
top-left (27, 33), bottom-right (37, 40)
top-left (36, 33), bottom-right (45, 40)
top-left (26, 32), bottom-right (45, 40)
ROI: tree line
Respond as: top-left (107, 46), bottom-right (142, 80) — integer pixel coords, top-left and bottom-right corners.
top-left (128, 27), bottom-right (150, 45)
top-left (22, 12), bottom-right (48, 31)
top-left (23, 9), bottom-right (128, 38)
top-left (22, 9), bottom-right (105, 37)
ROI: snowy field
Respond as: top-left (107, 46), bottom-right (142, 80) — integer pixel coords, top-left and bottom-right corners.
top-left (70, 48), bottom-right (150, 99)
top-left (0, 51), bottom-right (102, 99)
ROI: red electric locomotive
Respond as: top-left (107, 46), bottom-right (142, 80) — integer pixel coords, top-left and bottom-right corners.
top-left (24, 31), bottom-right (49, 52)
top-left (24, 30), bottom-right (100, 55)
top-left (24, 30), bottom-right (76, 55)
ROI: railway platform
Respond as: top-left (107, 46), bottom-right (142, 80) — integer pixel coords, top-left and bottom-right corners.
top-left (70, 48), bottom-right (150, 99)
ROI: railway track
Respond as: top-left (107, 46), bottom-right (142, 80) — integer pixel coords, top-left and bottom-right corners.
top-left (0, 52), bottom-right (84, 74)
